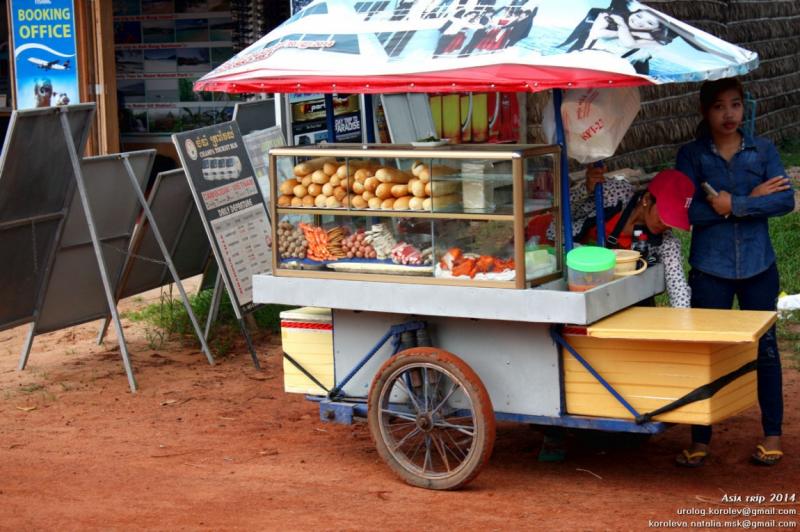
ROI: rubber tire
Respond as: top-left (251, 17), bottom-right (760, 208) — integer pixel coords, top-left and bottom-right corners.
top-left (367, 347), bottom-right (496, 490)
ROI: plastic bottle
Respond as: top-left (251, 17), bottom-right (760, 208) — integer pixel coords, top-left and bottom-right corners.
top-left (631, 229), bottom-right (649, 258)
top-left (632, 230), bottom-right (656, 265)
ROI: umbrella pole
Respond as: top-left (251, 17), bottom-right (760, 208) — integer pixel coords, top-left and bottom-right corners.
top-left (553, 89), bottom-right (574, 252)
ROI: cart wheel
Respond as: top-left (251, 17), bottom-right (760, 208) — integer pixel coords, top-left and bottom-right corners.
top-left (367, 347), bottom-right (495, 490)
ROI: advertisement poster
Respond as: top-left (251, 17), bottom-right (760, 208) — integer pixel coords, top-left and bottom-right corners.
top-left (289, 93), bottom-right (362, 145)
top-left (173, 122), bottom-right (271, 313)
top-left (10, 0), bottom-right (80, 110)
top-left (113, 0), bottom-right (237, 139)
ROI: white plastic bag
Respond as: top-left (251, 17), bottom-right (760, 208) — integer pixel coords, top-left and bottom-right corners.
top-left (542, 87), bottom-right (641, 164)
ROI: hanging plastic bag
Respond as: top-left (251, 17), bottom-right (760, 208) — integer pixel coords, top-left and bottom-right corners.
top-left (542, 87), bottom-right (641, 164)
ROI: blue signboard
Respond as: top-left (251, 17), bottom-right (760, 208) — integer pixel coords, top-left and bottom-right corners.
top-left (10, 0), bottom-right (80, 110)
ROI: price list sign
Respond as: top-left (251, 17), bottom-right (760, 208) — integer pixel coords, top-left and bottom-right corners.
top-left (173, 121), bottom-right (271, 315)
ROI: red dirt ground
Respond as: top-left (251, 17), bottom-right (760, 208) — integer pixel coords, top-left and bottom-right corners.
top-left (1, 285), bottom-right (798, 531)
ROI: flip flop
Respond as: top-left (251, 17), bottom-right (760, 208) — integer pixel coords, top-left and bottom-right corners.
top-left (675, 449), bottom-right (708, 468)
top-left (751, 444), bottom-right (783, 466)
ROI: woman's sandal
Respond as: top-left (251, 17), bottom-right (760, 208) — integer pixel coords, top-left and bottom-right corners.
top-left (751, 444), bottom-right (783, 466)
top-left (675, 449), bottom-right (709, 468)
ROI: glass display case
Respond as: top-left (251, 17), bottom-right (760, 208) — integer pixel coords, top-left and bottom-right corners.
top-left (268, 144), bottom-right (562, 288)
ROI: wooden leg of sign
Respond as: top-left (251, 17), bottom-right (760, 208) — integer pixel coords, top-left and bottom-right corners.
top-left (238, 318), bottom-right (261, 370)
top-left (17, 322), bottom-right (36, 371)
top-left (61, 111), bottom-right (138, 393)
top-left (120, 155), bottom-right (215, 366)
top-left (205, 271), bottom-right (223, 341)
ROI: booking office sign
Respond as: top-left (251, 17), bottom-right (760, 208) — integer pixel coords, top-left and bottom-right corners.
top-left (10, 0), bottom-right (79, 110)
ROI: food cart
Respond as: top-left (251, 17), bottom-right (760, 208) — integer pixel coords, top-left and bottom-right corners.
top-left (194, 0), bottom-right (775, 489)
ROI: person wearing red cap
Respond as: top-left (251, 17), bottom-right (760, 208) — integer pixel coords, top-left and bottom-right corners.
top-left (546, 166), bottom-right (695, 308)
top-left (675, 77), bottom-right (795, 467)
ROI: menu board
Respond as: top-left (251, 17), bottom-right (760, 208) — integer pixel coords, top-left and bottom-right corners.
top-left (173, 121), bottom-right (271, 314)
top-left (112, 0), bottom-right (238, 139)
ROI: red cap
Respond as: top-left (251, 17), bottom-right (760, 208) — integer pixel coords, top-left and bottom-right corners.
top-left (647, 169), bottom-right (695, 231)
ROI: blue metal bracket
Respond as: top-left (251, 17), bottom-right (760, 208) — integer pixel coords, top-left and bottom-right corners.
top-left (553, 89), bottom-right (574, 252)
top-left (327, 320), bottom-right (427, 400)
top-left (319, 400), bottom-right (368, 425)
top-left (550, 327), bottom-right (643, 420)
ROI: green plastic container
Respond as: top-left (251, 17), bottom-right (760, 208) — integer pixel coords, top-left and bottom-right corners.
top-left (565, 246), bottom-right (617, 292)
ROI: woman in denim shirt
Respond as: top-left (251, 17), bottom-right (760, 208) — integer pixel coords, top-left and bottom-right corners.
top-left (675, 78), bottom-right (795, 467)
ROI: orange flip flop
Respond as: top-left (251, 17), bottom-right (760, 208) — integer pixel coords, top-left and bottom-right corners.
top-left (675, 449), bottom-right (708, 468)
top-left (751, 444), bottom-right (783, 466)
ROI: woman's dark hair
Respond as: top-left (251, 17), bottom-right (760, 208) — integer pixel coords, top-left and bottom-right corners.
top-left (695, 77), bottom-right (745, 138)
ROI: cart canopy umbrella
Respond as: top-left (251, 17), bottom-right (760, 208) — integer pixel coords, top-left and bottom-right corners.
top-left (195, 0), bottom-right (758, 95)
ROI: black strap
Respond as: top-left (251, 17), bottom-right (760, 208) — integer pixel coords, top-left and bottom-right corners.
top-left (635, 360), bottom-right (757, 424)
top-left (606, 192), bottom-right (640, 247)
top-left (282, 352), bottom-right (330, 394)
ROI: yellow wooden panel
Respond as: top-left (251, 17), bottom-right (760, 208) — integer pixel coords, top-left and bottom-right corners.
top-left (587, 307), bottom-right (776, 343)
top-left (280, 313), bottom-right (334, 395)
top-left (563, 333), bottom-right (758, 424)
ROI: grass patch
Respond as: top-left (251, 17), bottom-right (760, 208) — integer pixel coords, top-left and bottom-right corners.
top-left (124, 285), bottom-right (292, 356)
top-left (779, 137), bottom-right (800, 168)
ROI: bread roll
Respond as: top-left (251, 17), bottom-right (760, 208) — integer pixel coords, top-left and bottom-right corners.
top-left (354, 168), bottom-right (372, 182)
top-left (375, 183), bottom-right (393, 200)
top-left (329, 175), bottom-right (341, 187)
top-left (315, 194), bottom-right (328, 208)
top-left (294, 156), bottom-right (336, 177)
top-left (341, 195), bottom-right (350, 207)
top-left (422, 193), bottom-right (460, 210)
top-left (325, 196), bottom-right (342, 208)
top-left (368, 197), bottom-right (383, 209)
top-left (364, 177), bottom-right (379, 192)
top-left (323, 162), bottom-right (338, 176)
top-left (311, 170), bottom-right (329, 184)
top-left (381, 198), bottom-right (395, 210)
top-left (302, 195), bottom-right (315, 207)
top-left (293, 184), bottom-right (308, 198)
top-left (411, 160), bottom-right (425, 177)
top-left (279, 178), bottom-right (298, 196)
top-left (362, 190), bottom-right (375, 201)
top-left (352, 181), bottom-right (365, 195)
top-left (375, 167), bottom-right (412, 184)
top-left (307, 183), bottom-right (323, 197)
top-left (300, 176), bottom-right (313, 187)
top-left (391, 184), bottom-right (409, 198)
top-left (425, 181), bottom-right (460, 196)
top-left (277, 195), bottom-right (292, 207)
top-left (333, 186), bottom-right (347, 201)
top-left (321, 183), bottom-right (334, 197)
top-left (351, 195), bottom-right (368, 209)
top-left (336, 164), bottom-right (350, 179)
top-left (410, 179), bottom-right (427, 198)
top-left (409, 196), bottom-right (425, 210)
top-left (393, 196), bottom-right (412, 210)
top-left (339, 178), bottom-right (350, 190)
top-left (291, 196), bottom-right (303, 207)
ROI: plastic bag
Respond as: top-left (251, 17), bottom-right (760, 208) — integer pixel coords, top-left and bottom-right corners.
top-left (542, 87), bottom-right (641, 164)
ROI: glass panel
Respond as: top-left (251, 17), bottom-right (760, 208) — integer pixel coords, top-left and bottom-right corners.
top-left (433, 219), bottom-right (516, 282)
top-left (276, 155), bottom-right (350, 209)
top-left (276, 214), bottom-right (434, 276)
top-left (523, 153), bottom-right (560, 285)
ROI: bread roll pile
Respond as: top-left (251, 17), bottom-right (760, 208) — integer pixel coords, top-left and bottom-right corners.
top-left (278, 157), bottom-right (461, 211)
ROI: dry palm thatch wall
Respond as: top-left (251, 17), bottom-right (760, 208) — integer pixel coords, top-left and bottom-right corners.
top-left (526, 0), bottom-right (800, 171)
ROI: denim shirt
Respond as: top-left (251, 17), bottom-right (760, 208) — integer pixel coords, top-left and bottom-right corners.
top-left (676, 132), bottom-right (795, 280)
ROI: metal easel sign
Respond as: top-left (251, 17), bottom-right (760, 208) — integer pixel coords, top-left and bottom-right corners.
top-left (173, 121), bottom-right (272, 369)
top-left (173, 122), bottom-right (272, 316)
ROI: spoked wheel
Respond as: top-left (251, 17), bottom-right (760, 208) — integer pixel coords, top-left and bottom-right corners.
top-left (367, 348), bottom-right (495, 490)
